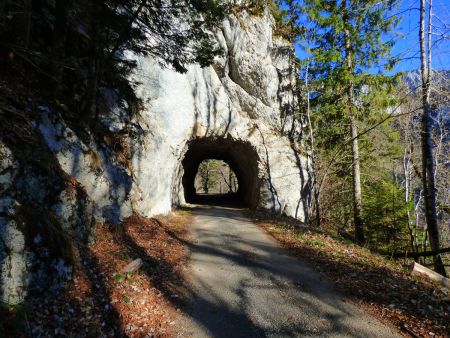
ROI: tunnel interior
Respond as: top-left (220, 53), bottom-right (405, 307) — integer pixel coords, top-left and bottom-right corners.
top-left (181, 137), bottom-right (261, 208)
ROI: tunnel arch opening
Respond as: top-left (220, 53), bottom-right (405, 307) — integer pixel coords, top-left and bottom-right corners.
top-left (181, 137), bottom-right (261, 208)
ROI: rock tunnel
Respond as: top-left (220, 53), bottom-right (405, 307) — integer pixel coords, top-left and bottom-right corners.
top-left (181, 137), bottom-right (261, 208)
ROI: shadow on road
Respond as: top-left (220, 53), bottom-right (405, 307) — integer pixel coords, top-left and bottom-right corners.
top-left (189, 193), bottom-right (245, 208)
top-left (173, 206), bottom-right (400, 338)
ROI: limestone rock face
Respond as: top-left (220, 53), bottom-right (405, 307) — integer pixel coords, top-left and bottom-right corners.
top-left (129, 9), bottom-right (310, 219)
top-left (0, 139), bottom-right (83, 304)
top-left (38, 111), bottom-right (132, 225)
top-left (0, 8), bottom-right (310, 304)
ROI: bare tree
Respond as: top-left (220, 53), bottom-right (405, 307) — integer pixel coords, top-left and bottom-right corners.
top-left (419, 0), bottom-right (446, 276)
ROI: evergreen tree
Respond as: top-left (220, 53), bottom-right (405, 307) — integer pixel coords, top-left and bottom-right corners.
top-left (300, 0), bottom-right (400, 243)
top-left (0, 0), bottom-right (228, 120)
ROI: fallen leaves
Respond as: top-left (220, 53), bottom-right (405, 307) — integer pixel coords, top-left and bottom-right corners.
top-left (22, 211), bottom-right (192, 337)
top-left (253, 216), bottom-right (449, 338)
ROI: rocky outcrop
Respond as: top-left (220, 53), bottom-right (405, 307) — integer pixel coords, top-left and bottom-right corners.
top-left (129, 8), bottom-right (310, 219)
top-left (0, 7), bottom-right (310, 304)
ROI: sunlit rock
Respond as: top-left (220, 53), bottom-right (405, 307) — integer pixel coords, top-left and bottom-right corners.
top-left (129, 8), bottom-right (310, 219)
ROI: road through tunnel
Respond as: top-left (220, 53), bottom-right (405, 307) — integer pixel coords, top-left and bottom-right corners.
top-left (181, 137), bottom-right (261, 208)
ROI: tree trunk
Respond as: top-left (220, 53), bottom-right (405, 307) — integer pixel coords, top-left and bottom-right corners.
top-left (204, 172), bottom-right (209, 194)
top-left (84, 10), bottom-right (99, 120)
top-left (20, 0), bottom-right (32, 48)
top-left (403, 147), bottom-right (418, 255)
top-left (419, 0), bottom-right (446, 276)
top-left (349, 112), bottom-right (364, 244)
top-left (343, 3), bottom-right (364, 244)
top-left (304, 45), bottom-right (321, 227)
top-left (204, 165), bottom-right (209, 194)
top-left (0, 0), bottom-right (6, 20)
top-left (51, 0), bottom-right (69, 93)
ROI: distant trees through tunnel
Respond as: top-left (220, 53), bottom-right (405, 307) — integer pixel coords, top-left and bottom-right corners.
top-left (195, 160), bottom-right (239, 195)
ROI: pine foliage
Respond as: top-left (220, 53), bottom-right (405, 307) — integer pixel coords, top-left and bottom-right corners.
top-left (0, 0), bottom-right (227, 120)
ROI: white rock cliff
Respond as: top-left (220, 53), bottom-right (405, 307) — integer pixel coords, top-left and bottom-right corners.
top-left (129, 9), bottom-right (310, 219)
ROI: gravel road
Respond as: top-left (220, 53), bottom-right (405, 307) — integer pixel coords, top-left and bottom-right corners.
top-left (178, 206), bottom-right (401, 338)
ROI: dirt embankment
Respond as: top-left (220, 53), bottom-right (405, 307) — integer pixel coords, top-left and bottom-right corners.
top-left (251, 214), bottom-right (449, 338)
top-left (2, 210), bottom-right (193, 337)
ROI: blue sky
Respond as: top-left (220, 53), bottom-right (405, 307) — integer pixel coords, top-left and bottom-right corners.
top-left (391, 0), bottom-right (450, 72)
top-left (293, 0), bottom-right (450, 74)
